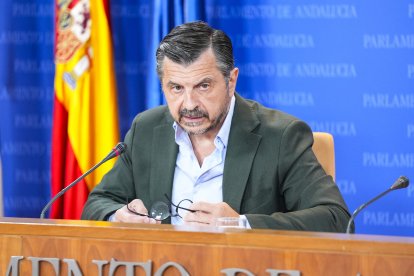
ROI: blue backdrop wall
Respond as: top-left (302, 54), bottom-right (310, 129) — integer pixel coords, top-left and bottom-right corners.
top-left (0, 0), bottom-right (413, 236)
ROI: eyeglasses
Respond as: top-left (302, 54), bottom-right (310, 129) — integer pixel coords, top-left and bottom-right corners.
top-left (126, 193), bottom-right (196, 221)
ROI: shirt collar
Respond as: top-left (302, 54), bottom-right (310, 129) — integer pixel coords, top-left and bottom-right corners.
top-left (215, 95), bottom-right (235, 148)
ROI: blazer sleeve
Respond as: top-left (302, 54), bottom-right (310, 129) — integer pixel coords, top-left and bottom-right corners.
top-left (81, 120), bottom-right (137, 221)
top-left (245, 120), bottom-right (351, 232)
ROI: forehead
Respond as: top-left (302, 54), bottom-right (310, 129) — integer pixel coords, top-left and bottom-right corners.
top-left (161, 48), bottom-right (222, 84)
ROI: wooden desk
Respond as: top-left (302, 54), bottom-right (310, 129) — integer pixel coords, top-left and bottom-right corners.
top-left (1, 217), bottom-right (413, 275)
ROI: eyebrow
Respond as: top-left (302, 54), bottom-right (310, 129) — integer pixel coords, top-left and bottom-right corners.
top-left (165, 81), bottom-right (181, 88)
top-left (165, 77), bottom-right (214, 88)
top-left (194, 77), bottom-right (213, 87)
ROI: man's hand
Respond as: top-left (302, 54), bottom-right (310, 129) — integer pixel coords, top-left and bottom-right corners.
top-left (113, 199), bottom-right (159, 224)
top-left (183, 201), bottom-right (239, 226)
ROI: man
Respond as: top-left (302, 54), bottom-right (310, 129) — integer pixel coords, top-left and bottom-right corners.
top-left (81, 21), bottom-right (351, 232)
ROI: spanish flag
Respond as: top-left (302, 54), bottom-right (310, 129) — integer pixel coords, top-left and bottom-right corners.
top-left (51, 0), bottom-right (119, 219)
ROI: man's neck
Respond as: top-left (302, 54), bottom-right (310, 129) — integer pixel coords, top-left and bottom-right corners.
top-left (189, 134), bottom-right (217, 166)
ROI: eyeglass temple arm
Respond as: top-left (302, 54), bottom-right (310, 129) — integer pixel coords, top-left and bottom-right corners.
top-left (164, 193), bottom-right (196, 213)
top-left (126, 199), bottom-right (151, 217)
top-left (178, 206), bottom-right (196, 213)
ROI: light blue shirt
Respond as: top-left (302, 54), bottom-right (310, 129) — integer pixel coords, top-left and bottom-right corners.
top-left (108, 95), bottom-right (249, 227)
top-left (171, 96), bottom-right (235, 225)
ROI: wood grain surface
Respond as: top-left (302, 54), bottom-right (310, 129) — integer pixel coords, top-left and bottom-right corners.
top-left (1, 218), bottom-right (413, 275)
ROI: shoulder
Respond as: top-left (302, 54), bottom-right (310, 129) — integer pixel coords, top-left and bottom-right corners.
top-left (236, 95), bottom-right (311, 134)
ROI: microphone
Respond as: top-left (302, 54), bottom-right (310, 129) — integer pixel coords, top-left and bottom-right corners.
top-left (346, 176), bottom-right (409, 234)
top-left (40, 142), bottom-right (127, 219)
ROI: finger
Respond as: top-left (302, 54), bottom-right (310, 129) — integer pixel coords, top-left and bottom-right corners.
top-left (187, 202), bottom-right (240, 224)
top-left (128, 199), bottom-right (149, 215)
top-left (114, 199), bottom-right (155, 223)
top-left (189, 201), bottom-right (216, 213)
top-left (114, 206), bottom-right (150, 223)
top-left (214, 202), bottom-right (239, 217)
top-left (183, 210), bottom-right (214, 225)
top-left (126, 200), bottom-right (160, 224)
top-left (183, 220), bottom-right (210, 226)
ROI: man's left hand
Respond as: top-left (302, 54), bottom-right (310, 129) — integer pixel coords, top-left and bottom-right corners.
top-left (183, 201), bottom-right (239, 226)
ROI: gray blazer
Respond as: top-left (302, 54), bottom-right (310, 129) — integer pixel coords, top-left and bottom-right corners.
top-left (81, 94), bottom-right (351, 232)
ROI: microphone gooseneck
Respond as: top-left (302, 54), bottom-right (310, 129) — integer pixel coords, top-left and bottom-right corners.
top-left (40, 142), bottom-right (127, 219)
top-left (346, 176), bottom-right (409, 234)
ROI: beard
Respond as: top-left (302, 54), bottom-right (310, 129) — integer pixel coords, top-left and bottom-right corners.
top-left (178, 95), bottom-right (231, 136)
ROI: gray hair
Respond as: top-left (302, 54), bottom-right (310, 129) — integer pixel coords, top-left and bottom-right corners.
top-left (156, 21), bottom-right (234, 83)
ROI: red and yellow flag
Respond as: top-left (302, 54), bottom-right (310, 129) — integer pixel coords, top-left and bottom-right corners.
top-left (51, 0), bottom-right (119, 219)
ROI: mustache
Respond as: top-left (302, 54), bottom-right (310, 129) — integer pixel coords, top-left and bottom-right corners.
top-left (179, 107), bottom-right (208, 118)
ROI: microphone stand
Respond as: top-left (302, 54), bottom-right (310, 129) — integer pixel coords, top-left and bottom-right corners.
top-left (346, 176), bottom-right (409, 234)
top-left (40, 142), bottom-right (126, 219)
top-left (346, 189), bottom-right (392, 234)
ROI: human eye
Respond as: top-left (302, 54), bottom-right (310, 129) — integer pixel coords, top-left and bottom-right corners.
top-left (197, 82), bottom-right (210, 92)
top-left (171, 84), bottom-right (183, 94)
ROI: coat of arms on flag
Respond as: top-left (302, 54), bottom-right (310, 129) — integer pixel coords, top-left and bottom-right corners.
top-left (56, 0), bottom-right (92, 90)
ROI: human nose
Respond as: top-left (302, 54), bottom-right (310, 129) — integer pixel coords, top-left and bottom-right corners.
top-left (182, 90), bottom-right (199, 110)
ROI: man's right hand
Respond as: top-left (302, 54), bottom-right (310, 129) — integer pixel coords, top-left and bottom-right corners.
top-left (112, 199), bottom-right (159, 224)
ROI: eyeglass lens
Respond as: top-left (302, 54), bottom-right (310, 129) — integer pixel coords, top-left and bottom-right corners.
top-left (149, 201), bottom-right (170, 221)
top-left (126, 195), bottom-right (196, 221)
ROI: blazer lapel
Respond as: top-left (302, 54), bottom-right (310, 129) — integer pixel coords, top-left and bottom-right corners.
top-left (149, 112), bottom-right (178, 204)
top-left (147, 96), bottom-right (261, 215)
top-left (223, 95), bottom-right (261, 213)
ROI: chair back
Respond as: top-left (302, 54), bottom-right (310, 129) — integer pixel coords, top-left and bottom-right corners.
top-left (312, 132), bottom-right (335, 180)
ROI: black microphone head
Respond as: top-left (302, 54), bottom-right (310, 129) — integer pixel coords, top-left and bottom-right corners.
top-left (390, 176), bottom-right (409, 190)
top-left (114, 142), bottom-right (127, 156)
